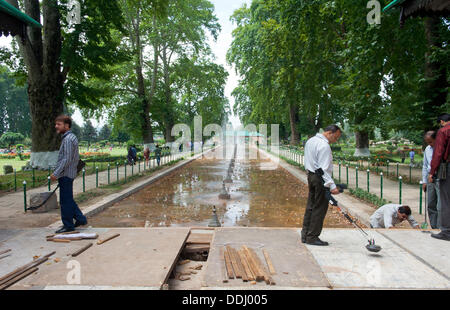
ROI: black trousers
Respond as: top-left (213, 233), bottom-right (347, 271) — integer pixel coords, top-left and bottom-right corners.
top-left (440, 164), bottom-right (450, 235)
top-left (301, 173), bottom-right (329, 242)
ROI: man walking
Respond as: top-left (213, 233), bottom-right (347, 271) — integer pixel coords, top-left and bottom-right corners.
top-left (429, 114), bottom-right (450, 241)
top-left (51, 115), bottom-right (87, 233)
top-left (302, 125), bottom-right (342, 246)
top-left (422, 131), bottom-right (440, 229)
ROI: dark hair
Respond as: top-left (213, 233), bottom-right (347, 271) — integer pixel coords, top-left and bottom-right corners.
top-left (437, 114), bottom-right (450, 123)
top-left (323, 125), bottom-right (342, 133)
top-left (425, 131), bottom-right (436, 140)
top-left (55, 115), bottom-right (72, 128)
top-left (398, 206), bottom-right (411, 216)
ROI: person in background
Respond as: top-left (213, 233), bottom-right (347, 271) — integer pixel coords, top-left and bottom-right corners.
top-left (131, 145), bottom-right (137, 164)
top-left (369, 204), bottom-right (419, 229)
top-left (155, 144), bottom-right (161, 166)
top-left (422, 131), bottom-right (440, 229)
top-left (429, 113), bottom-right (450, 241)
top-left (50, 115), bottom-right (87, 233)
top-left (301, 125), bottom-right (342, 246)
top-left (409, 149), bottom-right (415, 165)
top-left (144, 146), bottom-right (150, 167)
top-left (127, 145), bottom-right (134, 165)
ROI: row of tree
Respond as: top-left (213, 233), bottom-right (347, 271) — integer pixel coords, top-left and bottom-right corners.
top-left (1, 0), bottom-right (229, 167)
top-left (227, 0), bottom-right (449, 155)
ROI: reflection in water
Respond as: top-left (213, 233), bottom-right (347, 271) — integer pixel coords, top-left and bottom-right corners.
top-left (89, 145), bottom-right (352, 228)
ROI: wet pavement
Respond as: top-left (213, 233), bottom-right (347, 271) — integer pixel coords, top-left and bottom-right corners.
top-left (88, 146), bottom-right (353, 228)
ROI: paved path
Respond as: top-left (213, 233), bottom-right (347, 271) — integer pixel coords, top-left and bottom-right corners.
top-left (1, 227), bottom-right (448, 289)
top-left (0, 152), bottom-right (190, 228)
top-left (271, 148), bottom-right (427, 225)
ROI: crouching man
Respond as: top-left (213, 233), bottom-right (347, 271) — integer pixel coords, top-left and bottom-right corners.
top-left (50, 115), bottom-right (87, 233)
top-left (369, 204), bottom-right (419, 229)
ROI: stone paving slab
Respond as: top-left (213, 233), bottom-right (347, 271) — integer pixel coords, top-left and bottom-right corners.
top-left (2, 228), bottom-right (189, 290)
top-left (203, 227), bottom-right (330, 289)
top-left (300, 229), bottom-right (450, 289)
top-left (377, 229), bottom-right (450, 280)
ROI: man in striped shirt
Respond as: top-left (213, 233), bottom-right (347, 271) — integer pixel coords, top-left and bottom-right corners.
top-left (50, 115), bottom-right (87, 233)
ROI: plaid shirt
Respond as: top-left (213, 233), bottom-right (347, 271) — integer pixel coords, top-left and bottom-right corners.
top-left (53, 130), bottom-right (79, 179)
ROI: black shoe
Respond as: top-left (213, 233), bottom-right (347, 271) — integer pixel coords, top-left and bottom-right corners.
top-left (306, 238), bottom-right (329, 246)
top-left (431, 232), bottom-right (450, 241)
top-left (75, 220), bottom-right (88, 228)
top-left (55, 226), bottom-right (75, 234)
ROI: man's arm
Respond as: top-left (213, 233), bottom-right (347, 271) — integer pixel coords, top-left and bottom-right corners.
top-left (52, 138), bottom-right (73, 179)
top-left (430, 130), bottom-right (445, 176)
top-left (422, 149), bottom-right (429, 184)
top-left (407, 216), bottom-right (420, 229)
top-left (317, 144), bottom-right (336, 191)
top-left (383, 209), bottom-right (394, 229)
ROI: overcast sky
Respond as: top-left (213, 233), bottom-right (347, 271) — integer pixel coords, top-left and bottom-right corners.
top-left (0, 0), bottom-right (251, 130)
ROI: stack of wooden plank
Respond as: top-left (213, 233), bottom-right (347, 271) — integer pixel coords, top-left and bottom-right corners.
top-left (0, 252), bottom-right (55, 290)
top-left (222, 245), bottom-right (275, 285)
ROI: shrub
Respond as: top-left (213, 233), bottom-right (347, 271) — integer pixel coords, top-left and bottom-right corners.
top-left (3, 165), bottom-right (13, 175)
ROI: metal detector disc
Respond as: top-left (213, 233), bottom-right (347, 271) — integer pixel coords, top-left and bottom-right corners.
top-left (366, 244), bottom-right (382, 253)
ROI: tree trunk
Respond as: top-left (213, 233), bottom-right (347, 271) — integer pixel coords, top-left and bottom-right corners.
top-left (133, 9), bottom-right (154, 144)
top-left (423, 16), bottom-right (448, 130)
top-left (288, 102), bottom-right (300, 146)
top-left (8, 0), bottom-right (65, 168)
top-left (354, 131), bottom-right (370, 157)
top-left (162, 47), bottom-right (175, 143)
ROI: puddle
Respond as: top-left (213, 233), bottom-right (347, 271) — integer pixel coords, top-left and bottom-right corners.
top-left (88, 146), bottom-right (353, 228)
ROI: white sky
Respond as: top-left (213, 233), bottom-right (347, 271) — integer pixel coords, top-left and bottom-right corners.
top-left (0, 0), bottom-right (249, 130)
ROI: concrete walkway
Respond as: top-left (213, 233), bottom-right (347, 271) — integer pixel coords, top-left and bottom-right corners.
top-left (0, 152), bottom-right (191, 229)
top-left (1, 227), bottom-right (449, 289)
top-left (275, 148), bottom-right (427, 225)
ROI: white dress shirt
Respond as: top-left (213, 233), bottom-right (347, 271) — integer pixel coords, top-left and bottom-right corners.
top-left (422, 145), bottom-right (433, 183)
top-left (304, 133), bottom-right (336, 190)
top-left (369, 204), bottom-right (419, 229)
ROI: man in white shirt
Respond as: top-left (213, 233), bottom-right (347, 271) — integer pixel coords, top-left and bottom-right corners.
top-left (369, 204), bottom-right (419, 229)
top-left (301, 125), bottom-right (342, 246)
top-left (422, 131), bottom-right (440, 229)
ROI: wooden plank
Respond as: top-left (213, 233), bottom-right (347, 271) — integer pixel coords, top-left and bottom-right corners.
top-left (183, 244), bottom-right (209, 253)
top-left (248, 247), bottom-right (275, 285)
top-left (238, 249), bottom-right (255, 281)
top-left (0, 249), bottom-right (11, 256)
top-left (97, 233), bottom-right (120, 245)
top-left (71, 243), bottom-right (93, 257)
top-left (242, 246), bottom-right (264, 282)
top-left (231, 247), bottom-right (248, 282)
top-left (262, 249), bottom-right (276, 275)
top-left (0, 267), bottom-right (38, 290)
top-left (0, 251), bottom-right (54, 285)
top-left (226, 245), bottom-right (242, 278)
top-left (219, 247), bottom-right (228, 283)
top-left (223, 247), bottom-right (235, 279)
top-left (186, 233), bottom-right (213, 244)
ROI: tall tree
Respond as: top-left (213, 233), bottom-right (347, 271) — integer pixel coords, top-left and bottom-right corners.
top-left (3, 0), bottom-right (127, 167)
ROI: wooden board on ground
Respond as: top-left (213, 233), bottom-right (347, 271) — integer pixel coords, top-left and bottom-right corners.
top-left (186, 233), bottom-right (213, 244)
top-left (7, 228), bottom-right (190, 289)
top-left (203, 228), bottom-right (330, 288)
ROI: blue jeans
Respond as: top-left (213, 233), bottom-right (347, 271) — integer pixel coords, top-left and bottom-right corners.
top-left (58, 177), bottom-right (87, 230)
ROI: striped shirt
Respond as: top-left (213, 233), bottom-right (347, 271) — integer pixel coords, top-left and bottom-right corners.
top-left (53, 130), bottom-right (79, 179)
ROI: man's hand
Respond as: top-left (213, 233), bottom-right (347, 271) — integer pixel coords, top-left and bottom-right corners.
top-left (422, 183), bottom-right (427, 192)
top-left (331, 188), bottom-right (340, 195)
top-left (50, 174), bottom-right (58, 182)
top-left (428, 174), bottom-right (433, 184)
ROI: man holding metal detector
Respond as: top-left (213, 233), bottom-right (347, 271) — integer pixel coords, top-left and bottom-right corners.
top-left (302, 125), bottom-right (382, 253)
top-left (301, 125), bottom-right (342, 246)
top-left (50, 115), bottom-right (87, 234)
